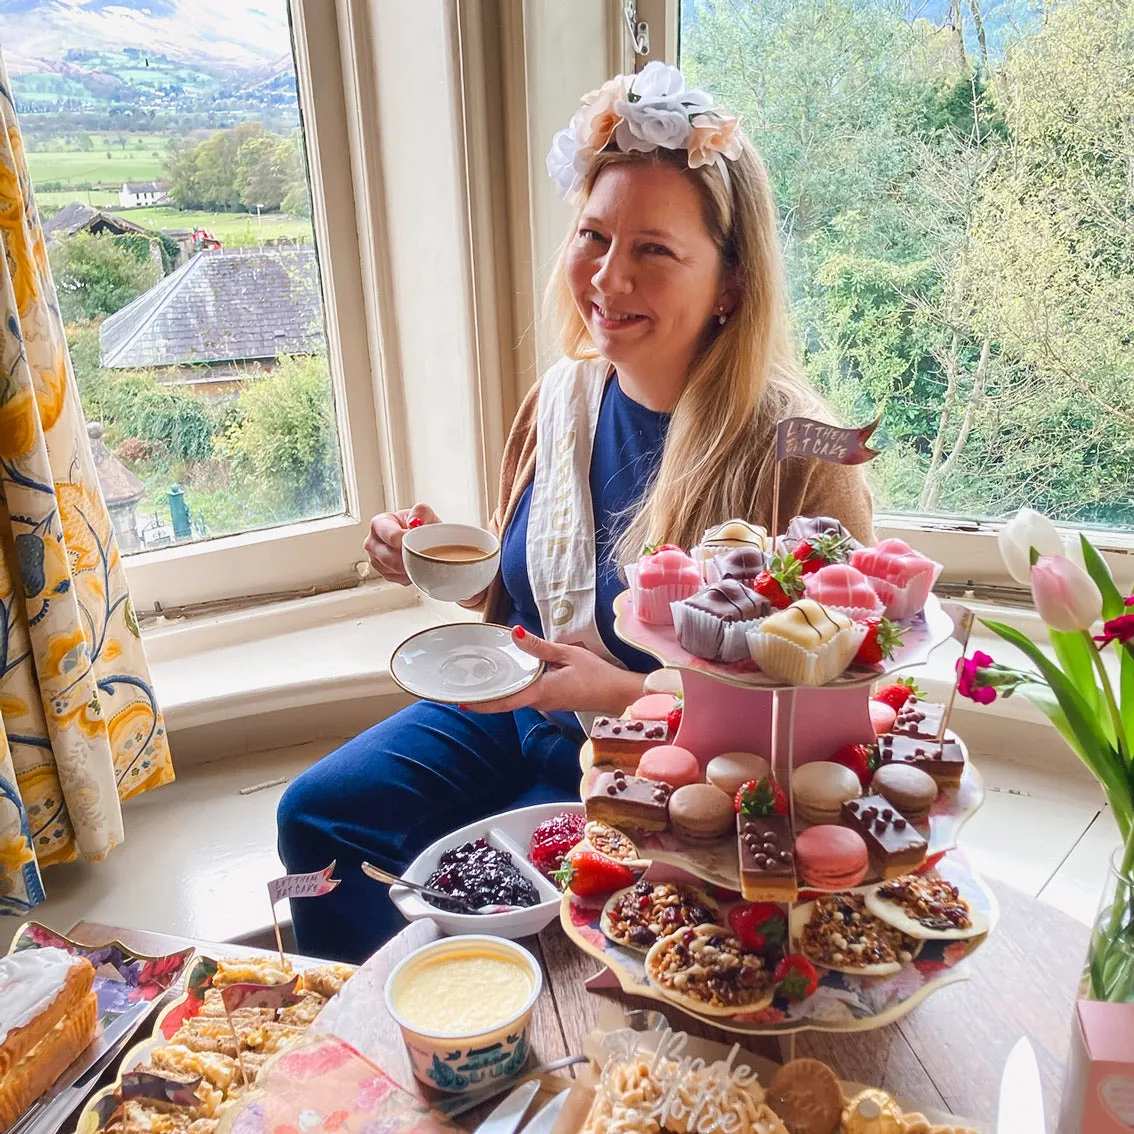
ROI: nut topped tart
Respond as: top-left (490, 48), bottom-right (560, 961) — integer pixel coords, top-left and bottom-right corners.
top-left (792, 892), bottom-right (921, 976)
top-left (583, 821), bottom-right (647, 867)
top-left (864, 875), bottom-right (990, 941)
top-left (644, 923), bottom-right (774, 1016)
top-left (601, 880), bottom-right (721, 951)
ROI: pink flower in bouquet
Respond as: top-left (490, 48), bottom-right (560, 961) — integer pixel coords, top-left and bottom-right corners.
top-left (1096, 614), bottom-right (1134, 647)
top-left (574, 76), bottom-right (628, 156)
top-left (957, 651), bottom-right (997, 705)
top-left (1030, 554), bottom-right (1102, 632)
top-left (1126, 595), bottom-right (1134, 607)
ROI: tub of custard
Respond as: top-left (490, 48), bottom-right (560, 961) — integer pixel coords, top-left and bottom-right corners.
top-left (384, 934), bottom-right (543, 1093)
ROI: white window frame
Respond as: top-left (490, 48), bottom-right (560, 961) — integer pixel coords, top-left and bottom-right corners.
top-left (121, 0), bottom-right (387, 613)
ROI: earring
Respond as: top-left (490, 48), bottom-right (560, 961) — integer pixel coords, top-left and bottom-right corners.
top-left (716, 305), bottom-right (728, 326)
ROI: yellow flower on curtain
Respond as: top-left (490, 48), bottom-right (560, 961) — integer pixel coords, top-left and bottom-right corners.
top-left (0, 53), bottom-right (175, 916)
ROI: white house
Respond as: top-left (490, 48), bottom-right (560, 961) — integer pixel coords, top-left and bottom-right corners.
top-left (119, 180), bottom-right (170, 208)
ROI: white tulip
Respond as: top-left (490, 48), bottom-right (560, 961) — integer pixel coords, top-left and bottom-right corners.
top-left (998, 507), bottom-right (1065, 585)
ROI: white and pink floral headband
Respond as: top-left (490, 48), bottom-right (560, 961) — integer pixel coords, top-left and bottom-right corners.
top-left (546, 62), bottom-right (742, 200)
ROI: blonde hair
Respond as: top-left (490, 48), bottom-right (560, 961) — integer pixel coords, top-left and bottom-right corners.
top-left (546, 139), bottom-right (827, 568)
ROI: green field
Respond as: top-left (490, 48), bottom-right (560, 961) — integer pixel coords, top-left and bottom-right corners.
top-left (26, 147), bottom-right (166, 186)
top-left (36, 188), bottom-right (122, 209)
top-left (127, 207), bottom-right (313, 244)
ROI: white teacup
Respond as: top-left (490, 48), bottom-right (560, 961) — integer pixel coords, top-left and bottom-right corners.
top-left (401, 522), bottom-right (500, 602)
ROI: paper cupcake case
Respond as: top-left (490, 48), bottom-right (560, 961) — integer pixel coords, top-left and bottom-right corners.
top-left (671, 601), bottom-right (767, 663)
top-left (745, 622), bottom-right (868, 686)
top-left (76, 952), bottom-right (357, 1134)
top-left (625, 563), bottom-right (700, 626)
top-left (559, 849), bottom-right (997, 1036)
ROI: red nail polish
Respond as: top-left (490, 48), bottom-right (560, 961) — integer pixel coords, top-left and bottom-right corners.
top-left (458, 704), bottom-right (469, 711)
top-left (408, 516), bottom-right (424, 529)
top-left (514, 625), bottom-right (526, 639)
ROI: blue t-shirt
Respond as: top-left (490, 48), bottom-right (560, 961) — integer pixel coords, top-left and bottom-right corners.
top-left (500, 375), bottom-right (669, 684)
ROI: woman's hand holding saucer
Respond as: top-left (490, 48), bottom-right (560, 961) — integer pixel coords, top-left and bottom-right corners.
top-left (463, 626), bottom-right (643, 716)
top-left (364, 503), bottom-right (441, 585)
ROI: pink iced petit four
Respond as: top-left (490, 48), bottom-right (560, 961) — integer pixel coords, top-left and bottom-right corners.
top-left (803, 563), bottom-right (884, 618)
top-left (629, 693), bottom-right (678, 722)
top-left (629, 547), bottom-right (701, 625)
top-left (869, 700), bottom-right (898, 736)
top-left (850, 539), bottom-right (943, 621)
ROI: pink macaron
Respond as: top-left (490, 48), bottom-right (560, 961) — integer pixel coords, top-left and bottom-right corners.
top-left (869, 700), bottom-right (898, 736)
top-left (629, 693), bottom-right (678, 722)
top-left (795, 825), bottom-right (869, 890)
top-left (637, 744), bottom-right (701, 789)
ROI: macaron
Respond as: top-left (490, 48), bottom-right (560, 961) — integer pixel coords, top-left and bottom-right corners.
top-left (871, 763), bottom-right (938, 823)
top-left (643, 669), bottom-right (683, 697)
top-left (629, 693), bottom-right (678, 722)
top-left (795, 825), bottom-right (869, 890)
top-left (792, 761), bottom-right (862, 826)
top-left (869, 700), bottom-right (898, 736)
top-left (637, 744), bottom-right (701, 789)
top-left (706, 751), bottom-right (771, 797)
top-left (667, 783), bottom-right (735, 843)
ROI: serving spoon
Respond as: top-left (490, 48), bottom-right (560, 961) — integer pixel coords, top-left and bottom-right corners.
top-left (361, 861), bottom-right (519, 915)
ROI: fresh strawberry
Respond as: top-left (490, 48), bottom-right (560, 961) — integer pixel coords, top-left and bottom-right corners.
top-left (643, 542), bottom-right (684, 556)
top-left (552, 849), bottom-right (634, 896)
top-left (752, 554), bottom-right (804, 609)
top-left (872, 677), bottom-right (923, 711)
top-left (828, 742), bottom-right (877, 789)
top-left (793, 531), bottom-right (852, 573)
top-left (666, 705), bottom-right (683, 734)
top-left (734, 776), bottom-right (788, 817)
top-left (529, 812), bottom-right (586, 878)
top-left (854, 617), bottom-right (905, 666)
top-left (774, 954), bottom-right (819, 1001)
top-left (728, 903), bottom-right (788, 953)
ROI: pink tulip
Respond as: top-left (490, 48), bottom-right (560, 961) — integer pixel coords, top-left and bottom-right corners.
top-left (1030, 554), bottom-right (1103, 632)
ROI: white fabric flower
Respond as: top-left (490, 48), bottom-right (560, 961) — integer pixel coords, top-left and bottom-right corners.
top-left (546, 127), bottom-right (584, 198)
top-left (616, 105), bottom-right (691, 152)
top-left (628, 61), bottom-right (686, 103)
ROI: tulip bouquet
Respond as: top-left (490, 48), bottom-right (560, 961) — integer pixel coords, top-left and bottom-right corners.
top-left (956, 508), bottom-right (1134, 1001)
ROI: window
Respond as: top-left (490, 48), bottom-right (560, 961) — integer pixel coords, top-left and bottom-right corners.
top-left (672, 0), bottom-right (1134, 579)
top-left (5, 0), bottom-right (387, 611)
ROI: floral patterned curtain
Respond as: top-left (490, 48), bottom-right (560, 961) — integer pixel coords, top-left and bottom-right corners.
top-left (0, 52), bottom-right (174, 914)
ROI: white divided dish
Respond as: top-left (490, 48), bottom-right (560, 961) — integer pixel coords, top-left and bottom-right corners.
top-left (389, 802), bottom-right (583, 939)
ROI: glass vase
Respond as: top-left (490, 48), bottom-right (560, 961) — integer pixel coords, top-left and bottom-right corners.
top-left (1084, 838), bottom-right (1134, 1003)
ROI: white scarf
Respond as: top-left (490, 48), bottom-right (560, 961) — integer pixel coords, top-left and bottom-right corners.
top-left (526, 357), bottom-right (623, 673)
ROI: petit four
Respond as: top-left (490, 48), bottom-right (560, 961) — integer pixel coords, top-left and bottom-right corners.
top-left (590, 715), bottom-right (669, 769)
top-left (668, 783), bottom-right (735, 842)
top-left (528, 811), bottom-right (586, 877)
top-left (638, 744), bottom-right (701, 789)
top-left (841, 1089), bottom-right (906, 1134)
top-left (705, 544), bottom-right (769, 584)
top-left (699, 518), bottom-right (771, 550)
top-left (795, 824), bottom-right (869, 890)
top-left (424, 838), bottom-right (540, 912)
top-left (877, 732), bottom-right (965, 787)
top-left (747, 599), bottom-right (866, 685)
top-left (782, 514), bottom-right (862, 555)
top-left (0, 948), bottom-right (99, 1130)
top-left (629, 692), bottom-right (679, 722)
top-left (629, 546), bottom-right (701, 625)
top-left (600, 880), bottom-right (720, 950)
top-left (791, 760), bottom-right (862, 825)
top-left (706, 751), bottom-right (770, 796)
top-left (850, 538), bottom-right (942, 621)
top-left (585, 770), bottom-right (671, 832)
top-left (673, 578), bottom-right (770, 662)
top-left (840, 795), bottom-right (928, 878)
top-left (767, 1059), bottom-right (844, 1134)
top-left (644, 923), bottom-right (775, 1015)
top-left (869, 699), bottom-right (898, 736)
top-left (892, 696), bottom-right (946, 740)
top-left (794, 892), bottom-right (919, 976)
top-left (803, 563), bottom-right (884, 618)
top-left (738, 814), bottom-right (797, 902)
top-left (870, 763), bottom-right (938, 824)
top-left (865, 875), bottom-right (990, 940)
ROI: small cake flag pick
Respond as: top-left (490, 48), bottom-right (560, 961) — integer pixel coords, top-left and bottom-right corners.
top-left (266, 860), bottom-right (340, 968)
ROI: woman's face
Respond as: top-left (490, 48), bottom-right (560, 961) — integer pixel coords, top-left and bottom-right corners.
top-left (566, 161), bottom-right (729, 395)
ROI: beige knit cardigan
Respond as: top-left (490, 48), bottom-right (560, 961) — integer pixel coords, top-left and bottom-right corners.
top-left (480, 375), bottom-right (876, 626)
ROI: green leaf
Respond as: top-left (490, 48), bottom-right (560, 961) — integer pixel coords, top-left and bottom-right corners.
top-left (1122, 643), bottom-right (1134, 767)
top-left (1081, 534), bottom-right (1126, 620)
top-left (1049, 627), bottom-right (1102, 725)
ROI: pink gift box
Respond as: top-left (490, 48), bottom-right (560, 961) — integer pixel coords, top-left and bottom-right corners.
top-left (1059, 1000), bottom-right (1134, 1132)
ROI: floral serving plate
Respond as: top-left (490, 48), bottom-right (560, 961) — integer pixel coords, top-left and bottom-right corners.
top-left (559, 849), bottom-right (998, 1035)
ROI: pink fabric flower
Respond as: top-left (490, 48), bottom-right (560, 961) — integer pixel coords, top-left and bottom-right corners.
top-left (1030, 554), bottom-right (1103, 631)
top-left (574, 76), bottom-right (627, 156)
top-left (957, 650), bottom-right (997, 705)
top-left (686, 112), bottom-right (742, 169)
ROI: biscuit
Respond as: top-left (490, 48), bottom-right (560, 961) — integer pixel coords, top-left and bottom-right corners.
top-left (767, 1058), bottom-right (843, 1134)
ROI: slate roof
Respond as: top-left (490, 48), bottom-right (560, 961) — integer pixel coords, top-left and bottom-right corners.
top-left (100, 247), bottom-right (325, 369)
top-left (42, 202), bottom-right (150, 238)
top-left (123, 181), bottom-right (170, 193)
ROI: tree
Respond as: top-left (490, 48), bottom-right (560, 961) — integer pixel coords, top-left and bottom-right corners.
top-left (48, 232), bottom-right (161, 321)
top-left (237, 134), bottom-right (287, 211)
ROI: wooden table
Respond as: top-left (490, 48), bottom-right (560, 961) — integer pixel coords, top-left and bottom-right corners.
top-left (72, 879), bottom-right (1086, 1129)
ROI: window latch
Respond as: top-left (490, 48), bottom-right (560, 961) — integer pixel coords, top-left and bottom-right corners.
top-left (623, 0), bottom-right (650, 56)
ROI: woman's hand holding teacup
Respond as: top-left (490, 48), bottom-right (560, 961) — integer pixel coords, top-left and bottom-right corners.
top-left (364, 503), bottom-right (441, 586)
top-left (464, 626), bottom-right (644, 716)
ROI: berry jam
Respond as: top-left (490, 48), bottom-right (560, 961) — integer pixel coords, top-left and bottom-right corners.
top-left (424, 838), bottom-right (540, 913)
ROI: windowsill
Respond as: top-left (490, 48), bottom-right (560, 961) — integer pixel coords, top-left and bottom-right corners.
top-left (147, 584), bottom-right (1096, 784)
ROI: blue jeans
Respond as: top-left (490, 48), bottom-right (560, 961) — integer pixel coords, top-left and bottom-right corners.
top-left (276, 701), bottom-right (583, 962)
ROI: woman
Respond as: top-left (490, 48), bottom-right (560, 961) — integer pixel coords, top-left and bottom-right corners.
top-left (277, 64), bottom-right (873, 962)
